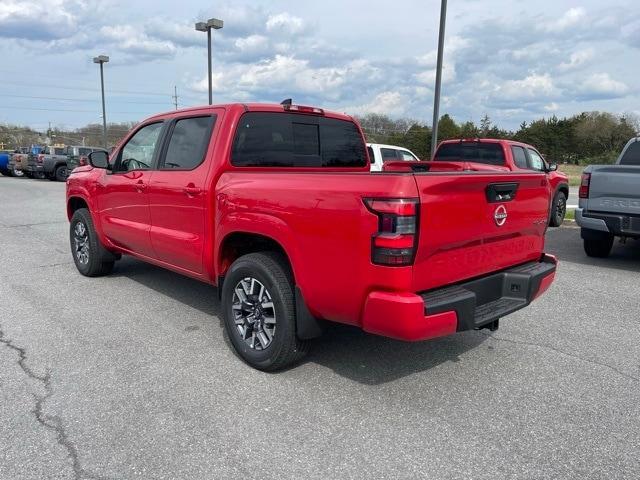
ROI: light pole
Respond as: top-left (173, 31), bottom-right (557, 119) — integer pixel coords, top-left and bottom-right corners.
top-left (430, 0), bottom-right (447, 159)
top-left (195, 18), bottom-right (224, 105)
top-left (93, 55), bottom-right (109, 149)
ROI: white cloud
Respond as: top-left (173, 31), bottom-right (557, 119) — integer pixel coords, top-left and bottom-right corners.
top-left (544, 7), bottom-right (586, 32)
top-left (235, 35), bottom-right (270, 52)
top-left (347, 91), bottom-right (409, 117)
top-left (100, 25), bottom-right (176, 57)
top-left (266, 13), bottom-right (305, 35)
top-left (544, 102), bottom-right (560, 112)
top-left (577, 73), bottom-right (629, 99)
top-left (558, 49), bottom-right (594, 71)
top-left (496, 73), bottom-right (558, 101)
top-left (0, 0), bottom-right (96, 40)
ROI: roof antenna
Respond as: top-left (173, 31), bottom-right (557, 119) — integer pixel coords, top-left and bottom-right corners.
top-left (280, 98), bottom-right (292, 106)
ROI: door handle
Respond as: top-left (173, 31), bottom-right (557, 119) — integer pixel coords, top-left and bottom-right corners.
top-left (135, 180), bottom-right (147, 192)
top-left (183, 186), bottom-right (202, 196)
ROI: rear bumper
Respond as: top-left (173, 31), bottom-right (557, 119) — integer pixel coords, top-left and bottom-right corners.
top-left (577, 209), bottom-right (640, 238)
top-left (362, 254), bottom-right (557, 341)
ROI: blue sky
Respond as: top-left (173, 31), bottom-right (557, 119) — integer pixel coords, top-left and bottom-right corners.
top-left (0, 0), bottom-right (638, 132)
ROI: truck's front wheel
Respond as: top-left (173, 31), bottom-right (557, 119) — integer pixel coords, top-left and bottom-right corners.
top-left (584, 234), bottom-right (614, 258)
top-left (222, 252), bottom-right (308, 371)
top-left (70, 208), bottom-right (116, 277)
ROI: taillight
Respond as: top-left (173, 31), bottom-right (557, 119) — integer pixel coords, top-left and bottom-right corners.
top-left (37, 154), bottom-right (44, 164)
top-left (579, 173), bottom-right (591, 199)
top-left (364, 198), bottom-right (419, 266)
top-left (79, 156), bottom-right (88, 166)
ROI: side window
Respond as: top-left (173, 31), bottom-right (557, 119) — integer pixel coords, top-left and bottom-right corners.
top-left (619, 141), bottom-right (640, 166)
top-left (381, 148), bottom-right (398, 162)
top-left (527, 149), bottom-right (545, 171)
top-left (400, 150), bottom-right (417, 161)
top-left (161, 116), bottom-right (216, 170)
top-left (511, 146), bottom-right (528, 169)
top-left (116, 122), bottom-right (163, 172)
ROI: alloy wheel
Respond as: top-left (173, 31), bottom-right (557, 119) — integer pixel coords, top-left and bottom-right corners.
top-left (73, 222), bottom-right (90, 265)
top-left (231, 277), bottom-right (276, 350)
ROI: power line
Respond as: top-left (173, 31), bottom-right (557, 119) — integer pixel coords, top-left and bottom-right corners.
top-left (0, 104), bottom-right (151, 115)
top-left (0, 80), bottom-right (202, 99)
top-left (0, 93), bottom-right (175, 106)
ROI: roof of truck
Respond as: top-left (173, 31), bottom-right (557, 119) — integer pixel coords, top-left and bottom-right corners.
top-left (147, 103), bottom-right (355, 123)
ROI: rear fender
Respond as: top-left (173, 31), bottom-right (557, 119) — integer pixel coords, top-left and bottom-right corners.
top-left (215, 212), bottom-right (302, 287)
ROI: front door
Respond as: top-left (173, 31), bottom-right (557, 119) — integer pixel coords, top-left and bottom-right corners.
top-left (147, 114), bottom-right (218, 274)
top-left (97, 122), bottom-right (164, 258)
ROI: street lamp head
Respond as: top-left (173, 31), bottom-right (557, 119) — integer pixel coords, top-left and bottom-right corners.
top-left (93, 55), bottom-right (109, 63)
top-left (207, 18), bottom-right (224, 30)
top-left (195, 21), bottom-right (207, 32)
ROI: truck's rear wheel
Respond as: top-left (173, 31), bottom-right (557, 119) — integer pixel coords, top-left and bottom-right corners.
top-left (584, 235), bottom-right (614, 258)
top-left (54, 165), bottom-right (68, 182)
top-left (70, 208), bottom-right (115, 277)
top-left (549, 191), bottom-right (567, 227)
top-left (222, 252), bottom-right (308, 371)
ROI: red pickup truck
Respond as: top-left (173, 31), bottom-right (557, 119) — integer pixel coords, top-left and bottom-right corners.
top-left (66, 103), bottom-right (557, 370)
top-left (433, 139), bottom-right (570, 227)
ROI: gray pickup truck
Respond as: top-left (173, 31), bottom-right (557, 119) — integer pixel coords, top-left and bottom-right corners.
top-left (576, 137), bottom-right (640, 257)
top-left (23, 146), bottom-right (68, 180)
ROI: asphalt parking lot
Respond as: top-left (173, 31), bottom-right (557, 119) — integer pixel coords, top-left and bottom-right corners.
top-left (1, 176), bottom-right (639, 480)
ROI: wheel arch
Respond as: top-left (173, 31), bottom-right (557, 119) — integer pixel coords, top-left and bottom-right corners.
top-left (217, 230), bottom-right (323, 340)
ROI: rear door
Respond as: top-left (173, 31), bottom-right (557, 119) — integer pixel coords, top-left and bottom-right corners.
top-left (412, 172), bottom-right (550, 291)
top-left (147, 113), bottom-right (219, 274)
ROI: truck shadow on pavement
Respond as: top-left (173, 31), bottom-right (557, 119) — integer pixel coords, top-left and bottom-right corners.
top-left (547, 226), bottom-right (640, 273)
top-left (112, 256), bottom-right (487, 385)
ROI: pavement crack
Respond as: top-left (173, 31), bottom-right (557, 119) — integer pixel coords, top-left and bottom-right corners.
top-left (0, 326), bottom-right (114, 480)
top-left (481, 331), bottom-right (639, 382)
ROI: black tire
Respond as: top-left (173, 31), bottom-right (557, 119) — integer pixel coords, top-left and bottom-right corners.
top-left (34, 171), bottom-right (46, 180)
top-left (549, 191), bottom-right (567, 227)
top-left (11, 169), bottom-right (25, 178)
top-left (70, 208), bottom-right (115, 277)
top-left (54, 165), bottom-right (68, 182)
top-left (0, 168), bottom-right (10, 176)
top-left (584, 235), bottom-right (614, 258)
top-left (221, 252), bottom-right (308, 371)
top-left (24, 171), bottom-right (33, 178)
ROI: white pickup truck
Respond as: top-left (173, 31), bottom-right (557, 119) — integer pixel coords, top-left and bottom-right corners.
top-left (366, 143), bottom-right (420, 171)
top-left (576, 137), bottom-right (640, 257)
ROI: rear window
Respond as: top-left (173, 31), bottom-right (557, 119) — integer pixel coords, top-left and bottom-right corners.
top-left (620, 141), bottom-right (640, 166)
top-left (231, 112), bottom-right (367, 168)
top-left (434, 142), bottom-right (505, 166)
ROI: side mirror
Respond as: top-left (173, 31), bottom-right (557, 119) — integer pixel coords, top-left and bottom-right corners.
top-left (547, 163), bottom-right (558, 172)
top-left (88, 151), bottom-right (109, 169)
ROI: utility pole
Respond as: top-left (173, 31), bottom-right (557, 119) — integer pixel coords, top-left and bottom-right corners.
top-left (430, 0), bottom-right (447, 159)
top-left (172, 85), bottom-right (179, 110)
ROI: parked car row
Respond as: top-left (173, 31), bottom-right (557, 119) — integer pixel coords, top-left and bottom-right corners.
top-left (0, 145), bottom-right (107, 181)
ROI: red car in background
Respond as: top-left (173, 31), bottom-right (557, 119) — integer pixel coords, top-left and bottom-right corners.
top-left (432, 139), bottom-right (570, 227)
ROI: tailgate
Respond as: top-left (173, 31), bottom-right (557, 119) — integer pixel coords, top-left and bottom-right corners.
top-left (412, 172), bottom-right (550, 292)
top-left (587, 166), bottom-right (640, 215)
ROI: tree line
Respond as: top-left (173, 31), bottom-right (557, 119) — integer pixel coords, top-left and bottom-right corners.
top-left (357, 111), bottom-right (639, 164)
